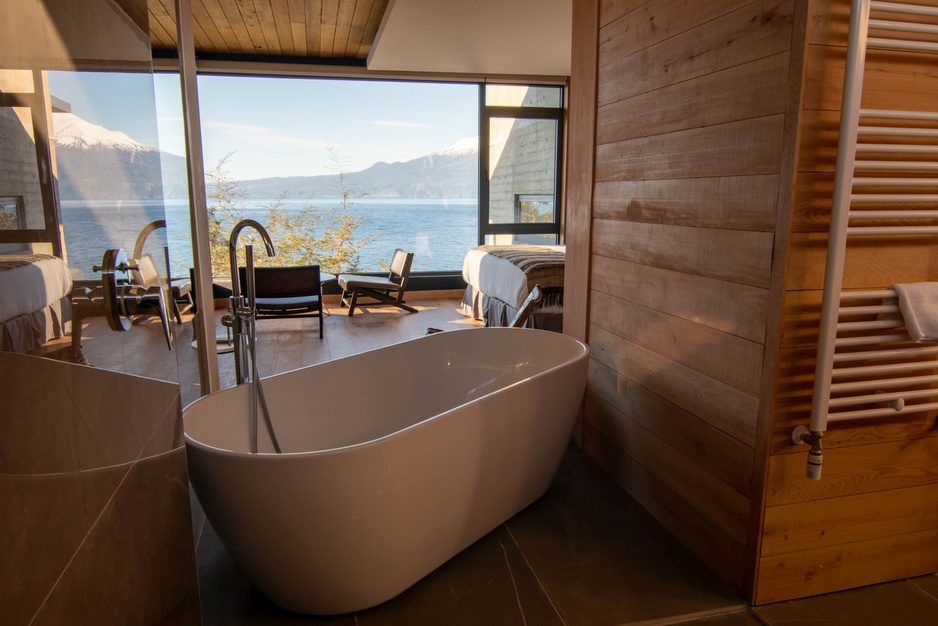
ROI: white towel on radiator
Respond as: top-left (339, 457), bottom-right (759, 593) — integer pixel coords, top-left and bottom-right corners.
top-left (892, 282), bottom-right (938, 342)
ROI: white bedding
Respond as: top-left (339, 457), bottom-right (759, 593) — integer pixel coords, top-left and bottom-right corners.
top-left (0, 255), bottom-right (73, 324)
top-left (462, 245), bottom-right (565, 309)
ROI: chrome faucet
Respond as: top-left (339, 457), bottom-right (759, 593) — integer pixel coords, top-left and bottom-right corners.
top-left (224, 219), bottom-right (276, 385)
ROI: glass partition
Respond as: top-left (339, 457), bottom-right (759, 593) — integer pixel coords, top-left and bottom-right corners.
top-left (0, 0), bottom-right (185, 383)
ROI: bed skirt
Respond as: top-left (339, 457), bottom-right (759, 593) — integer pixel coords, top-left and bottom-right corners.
top-left (460, 285), bottom-right (563, 332)
top-left (0, 296), bottom-right (72, 353)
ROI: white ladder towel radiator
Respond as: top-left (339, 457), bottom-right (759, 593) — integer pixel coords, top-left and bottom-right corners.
top-left (794, 0), bottom-right (938, 479)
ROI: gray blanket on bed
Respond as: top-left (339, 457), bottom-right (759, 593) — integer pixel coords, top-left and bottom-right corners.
top-left (475, 245), bottom-right (565, 291)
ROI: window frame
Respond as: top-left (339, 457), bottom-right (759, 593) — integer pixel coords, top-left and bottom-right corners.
top-left (478, 84), bottom-right (564, 245)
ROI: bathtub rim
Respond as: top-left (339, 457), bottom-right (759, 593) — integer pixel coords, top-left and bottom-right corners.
top-left (183, 327), bottom-right (588, 459)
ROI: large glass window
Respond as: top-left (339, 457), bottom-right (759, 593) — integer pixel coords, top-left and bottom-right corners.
top-left (46, 71), bottom-right (172, 280)
top-left (481, 85), bottom-right (563, 246)
top-left (154, 75), bottom-right (479, 276)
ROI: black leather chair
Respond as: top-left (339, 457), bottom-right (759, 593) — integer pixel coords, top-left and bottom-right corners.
top-left (238, 265), bottom-right (324, 338)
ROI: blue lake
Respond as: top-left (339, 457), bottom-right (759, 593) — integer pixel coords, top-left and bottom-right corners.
top-left (61, 198), bottom-right (478, 279)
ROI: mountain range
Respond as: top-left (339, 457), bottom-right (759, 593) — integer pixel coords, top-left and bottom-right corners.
top-left (52, 113), bottom-right (478, 201)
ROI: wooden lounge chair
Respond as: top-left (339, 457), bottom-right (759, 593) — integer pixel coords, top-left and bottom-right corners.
top-left (337, 249), bottom-right (416, 316)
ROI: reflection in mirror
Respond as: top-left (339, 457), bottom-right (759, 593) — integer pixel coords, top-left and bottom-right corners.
top-left (0, 1), bottom-right (200, 623)
top-left (0, 1), bottom-right (191, 383)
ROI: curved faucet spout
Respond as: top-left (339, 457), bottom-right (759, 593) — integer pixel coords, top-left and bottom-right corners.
top-left (229, 219), bottom-right (276, 302)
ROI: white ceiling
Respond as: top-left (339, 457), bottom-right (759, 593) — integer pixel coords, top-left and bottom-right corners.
top-left (368, 0), bottom-right (572, 77)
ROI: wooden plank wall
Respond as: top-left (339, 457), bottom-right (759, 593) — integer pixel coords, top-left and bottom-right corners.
top-left (757, 0), bottom-right (938, 604)
top-left (575, 0), bottom-right (802, 596)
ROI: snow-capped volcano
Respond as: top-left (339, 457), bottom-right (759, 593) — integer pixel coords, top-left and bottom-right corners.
top-left (52, 112), bottom-right (188, 200)
top-left (53, 112), bottom-right (156, 153)
top-left (432, 136), bottom-right (478, 157)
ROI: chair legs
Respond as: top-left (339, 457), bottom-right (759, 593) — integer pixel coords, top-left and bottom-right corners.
top-left (340, 287), bottom-right (416, 316)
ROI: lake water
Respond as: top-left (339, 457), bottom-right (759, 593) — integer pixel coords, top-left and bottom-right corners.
top-left (61, 198), bottom-right (478, 279)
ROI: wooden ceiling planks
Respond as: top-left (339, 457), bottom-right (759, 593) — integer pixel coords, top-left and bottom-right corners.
top-left (148, 0), bottom-right (387, 59)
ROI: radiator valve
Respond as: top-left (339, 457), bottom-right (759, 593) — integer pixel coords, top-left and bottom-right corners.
top-left (791, 425), bottom-right (823, 480)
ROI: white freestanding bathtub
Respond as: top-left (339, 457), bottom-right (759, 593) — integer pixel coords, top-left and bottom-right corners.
top-left (183, 327), bottom-right (589, 615)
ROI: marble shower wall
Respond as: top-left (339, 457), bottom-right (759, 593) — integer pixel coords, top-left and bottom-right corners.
top-left (0, 352), bottom-right (201, 624)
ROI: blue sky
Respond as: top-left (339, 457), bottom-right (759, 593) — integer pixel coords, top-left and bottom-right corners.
top-left (49, 72), bottom-right (479, 181)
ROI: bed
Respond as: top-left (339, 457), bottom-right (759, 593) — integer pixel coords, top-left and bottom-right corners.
top-left (0, 254), bottom-right (73, 353)
top-left (460, 244), bottom-right (565, 331)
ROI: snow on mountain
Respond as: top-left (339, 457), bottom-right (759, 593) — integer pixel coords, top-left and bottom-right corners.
top-left (432, 136), bottom-right (478, 157)
top-left (53, 112), bottom-right (156, 153)
top-left (52, 113), bottom-right (188, 200)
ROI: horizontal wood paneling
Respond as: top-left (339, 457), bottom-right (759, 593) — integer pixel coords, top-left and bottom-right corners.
top-left (802, 44), bottom-right (938, 112)
top-left (597, 0), bottom-right (794, 105)
top-left (597, 52), bottom-right (791, 144)
top-left (593, 175), bottom-right (779, 231)
top-left (592, 220), bottom-right (776, 288)
top-left (585, 0), bottom-right (802, 601)
top-left (599, 0), bottom-right (650, 29)
top-left (778, 289), bottom-right (822, 348)
top-left (598, 0), bottom-right (744, 68)
top-left (591, 290), bottom-right (765, 394)
top-left (755, 528), bottom-right (938, 604)
top-left (591, 255), bottom-right (769, 343)
top-left (596, 115), bottom-right (787, 181)
top-left (589, 359), bottom-right (754, 494)
top-left (765, 435), bottom-right (938, 507)
top-left (582, 415), bottom-right (748, 590)
top-left (585, 392), bottom-right (751, 545)
top-left (589, 325), bottom-right (760, 446)
top-left (770, 398), bottom-right (938, 455)
top-left (762, 482), bottom-right (938, 557)
top-left (784, 232), bottom-right (938, 291)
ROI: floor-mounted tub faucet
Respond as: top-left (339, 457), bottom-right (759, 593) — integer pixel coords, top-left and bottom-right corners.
top-left (224, 219), bottom-right (275, 385)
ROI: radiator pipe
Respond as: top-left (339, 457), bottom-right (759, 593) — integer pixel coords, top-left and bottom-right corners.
top-left (792, 426), bottom-right (823, 480)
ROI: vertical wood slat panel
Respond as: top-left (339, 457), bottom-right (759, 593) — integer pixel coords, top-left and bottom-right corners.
top-left (306, 0), bottom-right (324, 57)
top-left (562, 0), bottom-right (600, 343)
top-left (320, 0), bottom-right (339, 57)
top-left (332, 0), bottom-right (356, 56)
top-left (269, 0), bottom-right (295, 55)
top-left (358, 0), bottom-right (387, 58)
top-left (190, 0), bottom-right (231, 52)
top-left (217, 0), bottom-right (256, 53)
top-left (202, 0), bottom-right (240, 53)
top-left (251, 0), bottom-right (282, 55)
top-left (286, 0), bottom-right (308, 56)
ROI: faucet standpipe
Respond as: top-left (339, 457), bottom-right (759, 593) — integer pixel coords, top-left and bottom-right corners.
top-left (227, 220), bottom-right (276, 385)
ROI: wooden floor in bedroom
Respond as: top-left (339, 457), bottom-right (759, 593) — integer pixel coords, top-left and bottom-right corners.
top-left (61, 290), bottom-right (481, 407)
